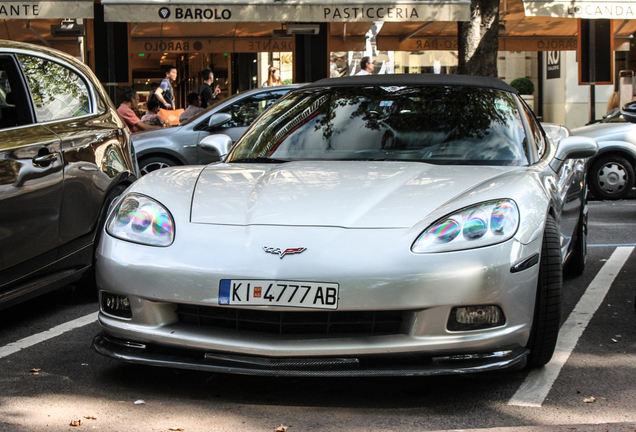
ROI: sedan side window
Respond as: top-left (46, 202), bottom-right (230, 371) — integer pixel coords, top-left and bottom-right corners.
top-left (17, 54), bottom-right (90, 122)
top-left (0, 56), bottom-right (34, 129)
top-left (221, 90), bottom-right (288, 128)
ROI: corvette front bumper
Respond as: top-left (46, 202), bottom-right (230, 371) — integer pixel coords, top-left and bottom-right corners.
top-left (93, 333), bottom-right (529, 377)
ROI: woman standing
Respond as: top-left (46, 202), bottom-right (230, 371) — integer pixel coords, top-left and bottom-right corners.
top-left (263, 66), bottom-right (282, 87)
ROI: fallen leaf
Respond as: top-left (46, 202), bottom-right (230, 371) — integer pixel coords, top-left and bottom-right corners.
top-left (275, 425), bottom-right (289, 432)
top-left (168, 428), bottom-right (185, 431)
top-left (584, 396), bottom-right (597, 403)
top-left (30, 368), bottom-right (41, 373)
top-left (69, 419), bottom-right (83, 426)
top-left (133, 400), bottom-right (145, 405)
top-left (84, 415), bottom-right (98, 420)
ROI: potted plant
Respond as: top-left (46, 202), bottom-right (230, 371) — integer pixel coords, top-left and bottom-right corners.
top-left (510, 77), bottom-right (535, 110)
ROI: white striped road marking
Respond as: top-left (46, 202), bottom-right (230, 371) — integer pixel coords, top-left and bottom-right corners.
top-left (0, 312), bottom-right (98, 359)
top-left (508, 246), bottom-right (634, 407)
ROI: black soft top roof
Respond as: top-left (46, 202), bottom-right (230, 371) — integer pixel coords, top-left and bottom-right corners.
top-left (301, 74), bottom-right (517, 94)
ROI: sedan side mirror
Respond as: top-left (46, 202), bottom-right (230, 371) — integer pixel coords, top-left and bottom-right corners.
top-left (621, 100), bottom-right (636, 124)
top-left (207, 113), bottom-right (232, 129)
top-left (198, 134), bottom-right (232, 160)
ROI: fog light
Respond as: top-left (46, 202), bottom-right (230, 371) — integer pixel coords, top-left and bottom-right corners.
top-left (447, 305), bottom-right (505, 331)
top-left (102, 293), bottom-right (132, 318)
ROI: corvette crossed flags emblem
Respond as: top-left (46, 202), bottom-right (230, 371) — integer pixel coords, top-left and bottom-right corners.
top-left (263, 247), bottom-right (307, 259)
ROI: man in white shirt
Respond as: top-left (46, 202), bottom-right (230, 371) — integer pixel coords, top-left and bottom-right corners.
top-left (355, 57), bottom-right (374, 75)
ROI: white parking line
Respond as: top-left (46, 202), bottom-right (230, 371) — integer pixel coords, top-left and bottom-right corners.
top-left (508, 246), bottom-right (634, 407)
top-left (0, 312), bottom-right (98, 359)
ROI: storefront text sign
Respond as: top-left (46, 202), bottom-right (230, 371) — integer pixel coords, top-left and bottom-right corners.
top-left (0, 1), bottom-right (92, 18)
top-left (132, 39), bottom-right (293, 53)
top-left (523, 0), bottom-right (636, 18)
top-left (104, 0), bottom-right (470, 22)
top-left (378, 37), bottom-right (579, 51)
top-left (546, 51), bottom-right (560, 79)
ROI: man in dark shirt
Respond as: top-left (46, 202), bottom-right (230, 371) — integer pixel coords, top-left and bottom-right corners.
top-left (198, 68), bottom-right (221, 109)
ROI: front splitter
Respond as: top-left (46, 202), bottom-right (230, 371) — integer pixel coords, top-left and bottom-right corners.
top-left (93, 333), bottom-right (529, 377)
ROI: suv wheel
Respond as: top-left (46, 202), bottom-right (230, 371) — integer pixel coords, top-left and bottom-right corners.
top-left (589, 155), bottom-right (635, 200)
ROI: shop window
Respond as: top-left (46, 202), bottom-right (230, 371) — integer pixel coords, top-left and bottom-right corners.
top-left (17, 55), bottom-right (90, 122)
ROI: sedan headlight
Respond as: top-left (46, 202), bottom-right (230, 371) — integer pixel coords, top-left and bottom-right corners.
top-left (411, 199), bottom-right (519, 253)
top-left (106, 193), bottom-right (175, 246)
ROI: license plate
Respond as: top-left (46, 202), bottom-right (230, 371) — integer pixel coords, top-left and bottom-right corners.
top-left (219, 279), bottom-right (339, 309)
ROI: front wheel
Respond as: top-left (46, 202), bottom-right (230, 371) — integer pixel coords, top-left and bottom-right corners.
top-left (526, 215), bottom-right (562, 368)
top-left (588, 155), bottom-right (635, 200)
top-left (139, 156), bottom-right (178, 176)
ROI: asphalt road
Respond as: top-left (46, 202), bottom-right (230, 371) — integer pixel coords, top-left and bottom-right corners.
top-left (1, 198), bottom-right (635, 432)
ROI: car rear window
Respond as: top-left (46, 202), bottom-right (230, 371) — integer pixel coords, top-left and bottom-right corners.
top-left (229, 86), bottom-right (530, 166)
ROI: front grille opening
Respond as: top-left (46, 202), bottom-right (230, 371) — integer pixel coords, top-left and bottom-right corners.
top-left (176, 304), bottom-right (404, 336)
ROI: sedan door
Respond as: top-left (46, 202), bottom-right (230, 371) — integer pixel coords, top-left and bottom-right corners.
top-left (0, 54), bottom-right (63, 286)
top-left (16, 53), bottom-right (124, 257)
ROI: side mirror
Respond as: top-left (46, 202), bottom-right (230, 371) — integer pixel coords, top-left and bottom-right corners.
top-left (207, 113), bottom-right (232, 129)
top-left (621, 100), bottom-right (636, 124)
top-left (198, 134), bottom-right (232, 160)
top-left (549, 136), bottom-right (598, 172)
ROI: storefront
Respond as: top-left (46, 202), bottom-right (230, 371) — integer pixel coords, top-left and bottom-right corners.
top-left (97, 0), bottom-right (471, 106)
top-left (0, 0), bottom-right (93, 59)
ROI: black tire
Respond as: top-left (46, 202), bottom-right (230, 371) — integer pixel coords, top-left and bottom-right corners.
top-left (564, 202), bottom-right (587, 277)
top-left (588, 154), bottom-right (635, 200)
top-left (526, 215), bottom-right (562, 368)
top-left (139, 156), bottom-right (178, 176)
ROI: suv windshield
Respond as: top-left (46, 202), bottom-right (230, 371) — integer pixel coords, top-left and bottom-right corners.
top-left (227, 86), bottom-right (530, 166)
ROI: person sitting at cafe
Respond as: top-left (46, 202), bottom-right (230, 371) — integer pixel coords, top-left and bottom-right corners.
top-left (141, 99), bottom-right (169, 128)
top-left (117, 90), bottom-right (163, 133)
top-left (179, 92), bottom-right (205, 123)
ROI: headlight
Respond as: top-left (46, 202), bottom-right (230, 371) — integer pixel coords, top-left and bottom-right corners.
top-left (411, 199), bottom-right (519, 253)
top-left (106, 193), bottom-right (175, 246)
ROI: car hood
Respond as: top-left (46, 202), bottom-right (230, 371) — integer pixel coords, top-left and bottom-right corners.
top-left (571, 122), bottom-right (635, 139)
top-left (191, 161), bottom-right (514, 228)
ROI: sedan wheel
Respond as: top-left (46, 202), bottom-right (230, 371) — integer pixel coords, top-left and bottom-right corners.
top-left (139, 156), bottom-right (177, 176)
top-left (589, 155), bottom-right (635, 200)
top-left (526, 215), bottom-right (562, 368)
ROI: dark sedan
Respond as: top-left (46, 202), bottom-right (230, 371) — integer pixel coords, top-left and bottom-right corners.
top-left (0, 40), bottom-right (137, 309)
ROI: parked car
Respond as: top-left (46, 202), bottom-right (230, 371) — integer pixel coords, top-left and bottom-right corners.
top-left (571, 107), bottom-right (636, 200)
top-left (0, 41), bottom-right (137, 310)
top-left (93, 74), bottom-right (597, 377)
top-left (132, 85), bottom-right (301, 175)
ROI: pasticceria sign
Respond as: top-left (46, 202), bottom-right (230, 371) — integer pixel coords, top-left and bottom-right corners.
top-left (104, 1), bottom-right (470, 22)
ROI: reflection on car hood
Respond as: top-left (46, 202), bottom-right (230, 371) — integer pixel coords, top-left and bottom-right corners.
top-left (131, 125), bottom-right (182, 142)
top-left (191, 161), bottom-right (513, 228)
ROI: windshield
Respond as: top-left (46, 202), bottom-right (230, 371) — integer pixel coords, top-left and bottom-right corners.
top-left (227, 86), bottom-right (530, 166)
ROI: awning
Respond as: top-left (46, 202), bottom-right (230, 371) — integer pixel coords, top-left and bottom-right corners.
top-left (0, 0), bottom-right (93, 18)
top-left (522, 0), bottom-right (636, 18)
top-left (103, 0), bottom-right (471, 23)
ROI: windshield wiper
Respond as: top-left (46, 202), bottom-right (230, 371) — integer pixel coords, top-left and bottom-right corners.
top-left (229, 157), bottom-right (290, 164)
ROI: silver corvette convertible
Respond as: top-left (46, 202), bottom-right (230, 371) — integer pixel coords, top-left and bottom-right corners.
top-left (93, 75), bottom-right (598, 377)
